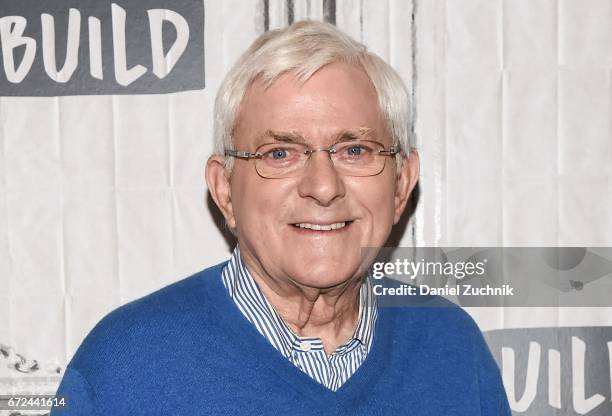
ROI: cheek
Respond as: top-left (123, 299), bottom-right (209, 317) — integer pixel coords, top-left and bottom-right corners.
top-left (348, 178), bottom-right (396, 244)
top-left (230, 173), bottom-right (291, 230)
top-left (356, 177), bottom-right (396, 218)
top-left (371, 193), bottom-right (396, 236)
top-left (231, 189), bottom-right (276, 254)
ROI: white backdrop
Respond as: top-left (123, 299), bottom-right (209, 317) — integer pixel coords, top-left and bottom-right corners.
top-left (1, 1), bottom-right (611, 415)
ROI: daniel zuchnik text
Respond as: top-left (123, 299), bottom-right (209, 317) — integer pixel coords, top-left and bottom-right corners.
top-left (372, 284), bottom-right (515, 297)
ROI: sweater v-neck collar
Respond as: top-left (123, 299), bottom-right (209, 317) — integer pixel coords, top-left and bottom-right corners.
top-left (197, 261), bottom-right (396, 409)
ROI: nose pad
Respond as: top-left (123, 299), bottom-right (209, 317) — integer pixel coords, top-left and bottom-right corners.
top-left (304, 150), bottom-right (336, 173)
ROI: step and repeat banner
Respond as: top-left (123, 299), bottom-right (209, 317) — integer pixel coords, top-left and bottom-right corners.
top-left (0, 0), bottom-right (611, 415)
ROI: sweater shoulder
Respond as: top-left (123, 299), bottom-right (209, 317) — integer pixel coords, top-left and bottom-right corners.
top-left (68, 261), bottom-right (228, 372)
top-left (380, 276), bottom-right (481, 332)
top-left (382, 292), bottom-right (496, 375)
top-left (381, 282), bottom-right (486, 351)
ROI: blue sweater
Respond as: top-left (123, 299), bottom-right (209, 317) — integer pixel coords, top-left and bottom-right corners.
top-left (51, 262), bottom-right (511, 415)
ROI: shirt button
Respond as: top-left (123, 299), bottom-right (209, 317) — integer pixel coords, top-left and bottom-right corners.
top-left (301, 342), bottom-right (311, 352)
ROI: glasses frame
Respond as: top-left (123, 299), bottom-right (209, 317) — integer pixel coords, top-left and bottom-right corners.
top-left (224, 139), bottom-right (400, 179)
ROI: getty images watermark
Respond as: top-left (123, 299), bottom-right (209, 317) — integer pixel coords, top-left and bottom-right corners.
top-left (362, 247), bottom-right (612, 307)
top-left (371, 256), bottom-right (514, 297)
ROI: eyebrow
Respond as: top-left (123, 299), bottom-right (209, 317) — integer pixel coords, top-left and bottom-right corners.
top-left (256, 129), bottom-right (307, 145)
top-left (333, 127), bottom-right (375, 143)
top-left (272, 130), bottom-right (306, 143)
top-left (256, 127), bottom-right (376, 146)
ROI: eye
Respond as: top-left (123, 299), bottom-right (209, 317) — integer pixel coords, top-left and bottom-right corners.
top-left (347, 145), bottom-right (364, 156)
top-left (258, 143), bottom-right (304, 166)
top-left (270, 148), bottom-right (288, 159)
top-left (340, 143), bottom-right (372, 158)
top-left (333, 141), bottom-right (380, 164)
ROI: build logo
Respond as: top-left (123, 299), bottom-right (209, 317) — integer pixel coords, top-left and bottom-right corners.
top-left (0, 0), bottom-right (205, 95)
top-left (486, 327), bottom-right (612, 415)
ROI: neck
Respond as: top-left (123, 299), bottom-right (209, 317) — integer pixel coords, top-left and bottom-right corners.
top-left (241, 250), bottom-right (363, 354)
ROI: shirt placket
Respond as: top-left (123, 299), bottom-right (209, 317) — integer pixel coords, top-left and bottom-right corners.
top-left (292, 337), bottom-right (332, 388)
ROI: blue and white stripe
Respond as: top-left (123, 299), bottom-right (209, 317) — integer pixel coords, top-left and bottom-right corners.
top-left (221, 246), bottom-right (378, 391)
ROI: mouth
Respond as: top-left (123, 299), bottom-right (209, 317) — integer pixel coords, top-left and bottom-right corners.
top-left (290, 221), bottom-right (353, 232)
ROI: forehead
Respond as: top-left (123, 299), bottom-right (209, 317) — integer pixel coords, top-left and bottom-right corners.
top-left (233, 62), bottom-right (388, 148)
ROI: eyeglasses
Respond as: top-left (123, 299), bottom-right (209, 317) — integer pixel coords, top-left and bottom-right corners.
top-left (224, 140), bottom-right (399, 179)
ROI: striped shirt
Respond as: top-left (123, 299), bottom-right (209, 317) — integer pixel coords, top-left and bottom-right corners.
top-left (220, 246), bottom-right (378, 391)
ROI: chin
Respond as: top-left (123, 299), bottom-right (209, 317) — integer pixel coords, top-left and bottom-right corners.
top-left (288, 261), bottom-right (360, 289)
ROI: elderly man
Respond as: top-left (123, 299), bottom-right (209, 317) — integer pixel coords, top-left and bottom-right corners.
top-left (52, 21), bottom-right (510, 415)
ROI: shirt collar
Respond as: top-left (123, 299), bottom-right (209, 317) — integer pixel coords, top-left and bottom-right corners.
top-left (221, 245), bottom-right (378, 357)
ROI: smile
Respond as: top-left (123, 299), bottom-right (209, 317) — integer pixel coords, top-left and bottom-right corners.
top-left (291, 221), bottom-right (352, 231)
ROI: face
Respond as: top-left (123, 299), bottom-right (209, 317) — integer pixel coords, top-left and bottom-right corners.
top-left (207, 62), bottom-right (419, 291)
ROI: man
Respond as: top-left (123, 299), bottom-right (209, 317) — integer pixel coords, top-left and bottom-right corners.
top-left (52, 21), bottom-right (510, 415)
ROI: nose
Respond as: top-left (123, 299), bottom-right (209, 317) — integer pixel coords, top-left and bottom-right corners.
top-left (297, 151), bottom-right (346, 206)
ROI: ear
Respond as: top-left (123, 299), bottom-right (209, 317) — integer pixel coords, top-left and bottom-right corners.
top-left (393, 149), bottom-right (420, 224)
top-left (205, 155), bottom-right (236, 230)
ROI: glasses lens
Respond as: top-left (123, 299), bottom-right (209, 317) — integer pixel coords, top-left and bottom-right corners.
top-left (254, 143), bottom-right (308, 178)
top-left (331, 141), bottom-right (386, 177)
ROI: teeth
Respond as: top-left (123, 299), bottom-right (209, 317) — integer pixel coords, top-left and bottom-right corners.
top-left (295, 222), bottom-right (347, 231)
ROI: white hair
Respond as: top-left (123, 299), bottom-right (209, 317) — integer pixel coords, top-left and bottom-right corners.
top-left (213, 20), bottom-right (413, 167)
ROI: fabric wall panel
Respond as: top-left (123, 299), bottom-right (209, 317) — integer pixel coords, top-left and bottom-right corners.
top-left (169, 92), bottom-right (211, 188)
top-left (63, 190), bottom-right (118, 298)
top-left (267, 0), bottom-right (292, 30)
top-left (113, 95), bottom-right (171, 189)
top-left (202, 0), bottom-right (225, 87)
top-left (502, 179), bottom-right (559, 246)
top-left (59, 96), bottom-right (115, 190)
top-left (501, 71), bottom-right (560, 246)
top-left (502, 71), bottom-right (558, 179)
top-left (558, 176), bottom-right (612, 246)
top-left (446, 69), bottom-right (502, 182)
top-left (116, 189), bottom-right (174, 303)
top-left (65, 292), bottom-right (119, 360)
top-left (502, 0), bottom-right (558, 69)
top-left (557, 307), bottom-right (612, 328)
top-left (62, 190), bottom-right (119, 354)
top-left (442, 0), bottom-right (502, 245)
top-left (0, 167), bottom-right (9, 345)
top-left (7, 189), bottom-right (64, 295)
top-left (336, 0), bottom-right (362, 41)
top-left (291, 0), bottom-right (325, 22)
top-left (0, 296), bottom-right (9, 349)
top-left (475, 307), bottom-right (612, 333)
top-left (446, 179), bottom-right (503, 246)
top-left (411, 0), bottom-right (445, 246)
top-left (557, 69), bottom-right (612, 246)
top-left (9, 294), bottom-right (66, 371)
top-left (559, 0), bottom-right (612, 66)
top-left (388, 0), bottom-right (414, 92)
top-left (173, 188), bottom-right (230, 278)
top-left (360, 0), bottom-right (391, 62)
top-left (0, 191), bottom-right (9, 293)
top-left (2, 99), bottom-right (62, 191)
top-left (558, 69), bottom-right (611, 178)
top-left (220, 0), bottom-right (263, 68)
top-left (292, 1), bottom-right (310, 21)
top-left (445, 0), bottom-right (502, 70)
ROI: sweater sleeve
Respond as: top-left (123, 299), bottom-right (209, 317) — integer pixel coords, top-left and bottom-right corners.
top-left (50, 367), bottom-right (98, 416)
